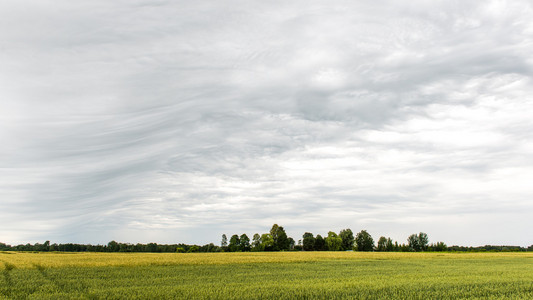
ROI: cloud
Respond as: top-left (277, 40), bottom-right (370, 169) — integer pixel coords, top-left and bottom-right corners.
top-left (1, 0), bottom-right (533, 246)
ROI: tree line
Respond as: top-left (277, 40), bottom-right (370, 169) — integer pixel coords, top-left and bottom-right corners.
top-left (1, 224), bottom-right (531, 253)
top-left (221, 225), bottom-right (449, 252)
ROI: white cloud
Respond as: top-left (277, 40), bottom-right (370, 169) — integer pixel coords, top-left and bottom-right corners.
top-left (1, 0), bottom-right (533, 246)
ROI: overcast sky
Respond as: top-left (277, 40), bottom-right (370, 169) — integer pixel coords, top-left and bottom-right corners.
top-left (1, 0), bottom-right (533, 247)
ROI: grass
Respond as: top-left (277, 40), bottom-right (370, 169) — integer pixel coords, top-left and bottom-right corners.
top-left (1, 252), bottom-right (532, 299)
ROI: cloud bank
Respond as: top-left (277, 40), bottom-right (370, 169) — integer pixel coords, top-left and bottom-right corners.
top-left (1, 0), bottom-right (533, 246)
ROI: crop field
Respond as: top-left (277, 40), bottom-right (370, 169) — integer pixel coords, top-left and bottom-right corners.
top-left (1, 252), bottom-right (533, 299)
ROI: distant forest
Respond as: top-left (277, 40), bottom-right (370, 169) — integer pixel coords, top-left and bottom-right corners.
top-left (1, 224), bottom-right (531, 253)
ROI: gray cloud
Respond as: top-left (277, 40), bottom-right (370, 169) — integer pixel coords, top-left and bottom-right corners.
top-left (1, 0), bottom-right (533, 246)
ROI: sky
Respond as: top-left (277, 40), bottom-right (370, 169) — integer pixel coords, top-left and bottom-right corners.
top-left (1, 0), bottom-right (533, 247)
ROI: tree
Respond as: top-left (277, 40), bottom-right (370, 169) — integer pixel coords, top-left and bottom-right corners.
top-left (221, 234), bottom-right (228, 247)
top-left (385, 238), bottom-right (394, 251)
top-left (260, 233), bottom-right (274, 251)
top-left (376, 237), bottom-right (394, 252)
top-left (408, 232), bottom-right (429, 252)
top-left (251, 233), bottom-right (262, 251)
top-left (399, 243), bottom-right (411, 252)
top-left (429, 241), bottom-right (447, 252)
top-left (288, 237), bottom-right (295, 250)
top-left (147, 243), bottom-right (158, 252)
top-left (202, 243), bottom-right (218, 252)
top-left (339, 229), bottom-right (355, 250)
top-left (294, 239), bottom-right (303, 251)
top-left (228, 234), bottom-right (240, 252)
top-left (119, 243), bottom-right (130, 252)
top-left (302, 232), bottom-right (316, 251)
top-left (239, 234), bottom-right (250, 252)
top-left (43, 240), bottom-right (50, 251)
top-left (355, 230), bottom-right (374, 251)
top-left (418, 232), bottom-right (429, 251)
top-left (407, 234), bottom-right (419, 251)
top-left (314, 234), bottom-right (326, 251)
top-left (325, 231), bottom-right (342, 251)
top-left (107, 240), bottom-right (119, 252)
top-left (377, 236), bottom-right (388, 251)
top-left (187, 245), bottom-right (199, 253)
top-left (270, 224), bottom-right (289, 251)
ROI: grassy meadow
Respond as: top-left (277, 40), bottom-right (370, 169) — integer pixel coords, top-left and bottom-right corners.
top-left (1, 251), bottom-right (533, 299)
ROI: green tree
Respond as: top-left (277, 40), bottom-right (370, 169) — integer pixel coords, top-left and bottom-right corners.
top-left (314, 234), bottom-right (326, 251)
top-left (325, 231), bottom-right (342, 251)
top-left (119, 243), bottom-right (130, 252)
top-left (43, 240), bottom-right (50, 251)
top-left (228, 234), bottom-right (240, 252)
top-left (418, 232), bottom-right (429, 251)
top-left (239, 234), bottom-right (250, 252)
top-left (377, 236), bottom-right (388, 251)
top-left (251, 233), bottom-right (262, 251)
top-left (288, 237), bottom-right (295, 250)
top-left (408, 234), bottom-right (419, 251)
top-left (339, 229), bottom-right (355, 250)
top-left (270, 224), bottom-right (289, 251)
top-left (221, 234), bottom-right (228, 247)
top-left (302, 232), bottom-right (316, 251)
top-left (107, 240), bottom-right (119, 252)
top-left (294, 243), bottom-right (303, 251)
top-left (386, 238), bottom-right (394, 251)
top-left (147, 243), bottom-right (158, 252)
top-left (187, 245), bottom-right (199, 253)
top-left (400, 243), bottom-right (411, 252)
top-left (429, 241), bottom-right (447, 251)
top-left (260, 233), bottom-right (274, 251)
top-left (203, 243), bottom-right (218, 252)
top-left (355, 230), bottom-right (374, 251)
top-left (408, 232), bottom-right (429, 252)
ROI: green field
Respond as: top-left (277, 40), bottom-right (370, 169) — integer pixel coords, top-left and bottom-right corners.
top-left (1, 252), bottom-right (533, 299)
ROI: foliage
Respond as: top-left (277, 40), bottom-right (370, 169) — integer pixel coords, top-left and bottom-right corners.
top-left (385, 238), bottom-right (394, 251)
top-left (407, 234), bottom-right (419, 251)
top-left (355, 230), bottom-right (374, 251)
top-left (251, 234), bottom-right (262, 252)
top-left (377, 236), bottom-right (388, 252)
top-left (288, 238), bottom-right (295, 250)
top-left (325, 232), bottom-right (342, 251)
top-left (339, 229), bottom-right (354, 250)
top-left (260, 234), bottom-right (274, 251)
top-left (429, 241), bottom-right (447, 252)
top-left (302, 232), bottom-right (315, 251)
top-left (314, 234), bottom-right (326, 251)
top-left (270, 224), bottom-right (290, 251)
top-left (107, 241), bottom-right (119, 252)
top-left (239, 234), bottom-right (250, 252)
top-left (408, 232), bottom-right (429, 252)
top-left (0, 224), bottom-right (524, 254)
top-left (228, 235), bottom-right (240, 252)
top-left (418, 232), bottom-right (429, 251)
top-left (221, 234), bottom-right (228, 248)
top-left (377, 237), bottom-right (395, 252)
top-left (187, 245), bottom-right (199, 253)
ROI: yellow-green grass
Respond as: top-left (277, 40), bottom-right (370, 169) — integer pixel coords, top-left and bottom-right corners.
top-left (1, 252), bottom-right (533, 299)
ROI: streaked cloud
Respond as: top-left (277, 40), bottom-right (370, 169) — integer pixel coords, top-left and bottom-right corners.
top-left (1, 0), bottom-right (532, 246)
